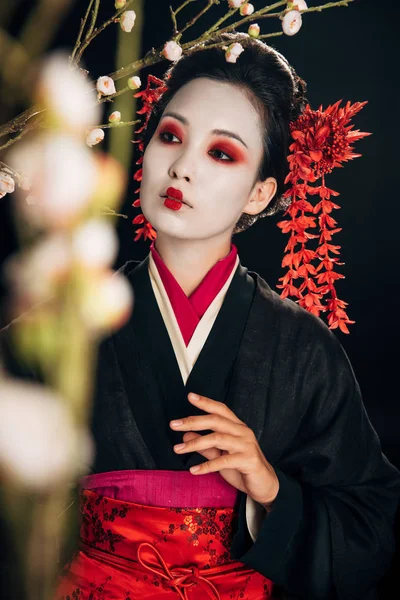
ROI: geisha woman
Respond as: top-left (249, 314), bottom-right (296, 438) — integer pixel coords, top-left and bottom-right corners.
top-left (54, 33), bottom-right (400, 600)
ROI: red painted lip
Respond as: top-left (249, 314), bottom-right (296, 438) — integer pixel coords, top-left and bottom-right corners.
top-left (166, 187), bottom-right (183, 201)
top-left (162, 186), bottom-right (191, 207)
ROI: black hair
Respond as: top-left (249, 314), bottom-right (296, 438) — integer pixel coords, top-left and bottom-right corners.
top-left (143, 32), bottom-right (308, 233)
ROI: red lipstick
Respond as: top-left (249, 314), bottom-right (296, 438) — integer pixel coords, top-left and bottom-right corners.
top-left (163, 186), bottom-right (186, 211)
top-left (166, 187), bottom-right (183, 201)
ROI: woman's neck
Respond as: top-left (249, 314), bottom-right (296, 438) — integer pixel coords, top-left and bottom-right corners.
top-left (154, 235), bottom-right (232, 296)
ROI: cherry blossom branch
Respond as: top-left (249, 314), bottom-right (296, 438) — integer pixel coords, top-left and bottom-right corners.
top-left (90, 118), bottom-right (140, 129)
top-left (0, 0), bottom-right (356, 158)
top-left (72, 0), bottom-right (135, 65)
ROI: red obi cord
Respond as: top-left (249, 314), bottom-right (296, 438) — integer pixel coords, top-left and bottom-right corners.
top-left (55, 489), bottom-right (274, 600)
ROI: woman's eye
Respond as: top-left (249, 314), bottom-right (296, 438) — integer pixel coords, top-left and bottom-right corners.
top-left (159, 131), bottom-right (180, 143)
top-left (209, 148), bottom-right (233, 162)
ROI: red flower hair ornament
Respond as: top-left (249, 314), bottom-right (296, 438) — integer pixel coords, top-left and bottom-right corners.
top-left (131, 76), bottom-right (371, 334)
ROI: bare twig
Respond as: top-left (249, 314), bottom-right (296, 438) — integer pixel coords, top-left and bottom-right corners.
top-left (70, 0), bottom-right (96, 63)
top-left (73, 0), bottom-right (135, 65)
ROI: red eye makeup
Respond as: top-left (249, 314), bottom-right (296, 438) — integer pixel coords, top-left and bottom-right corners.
top-left (158, 119), bottom-right (183, 143)
top-left (209, 140), bottom-right (247, 164)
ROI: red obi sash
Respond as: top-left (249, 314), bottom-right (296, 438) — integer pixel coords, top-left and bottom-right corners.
top-left (55, 487), bottom-right (275, 600)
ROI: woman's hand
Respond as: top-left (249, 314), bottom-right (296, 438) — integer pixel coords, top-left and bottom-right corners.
top-left (170, 392), bottom-right (279, 509)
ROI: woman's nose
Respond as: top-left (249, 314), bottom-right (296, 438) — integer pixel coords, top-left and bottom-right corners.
top-left (168, 149), bottom-right (196, 183)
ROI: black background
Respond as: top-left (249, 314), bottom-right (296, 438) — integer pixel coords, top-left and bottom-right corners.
top-left (1, 0), bottom-right (399, 597)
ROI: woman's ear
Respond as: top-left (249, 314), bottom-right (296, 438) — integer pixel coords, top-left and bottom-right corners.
top-left (242, 177), bottom-right (278, 216)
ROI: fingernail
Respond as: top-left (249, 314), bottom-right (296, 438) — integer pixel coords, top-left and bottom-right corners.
top-left (190, 466), bottom-right (200, 473)
top-left (174, 444), bottom-right (185, 451)
top-left (170, 420), bottom-right (183, 427)
top-left (189, 393), bottom-right (199, 401)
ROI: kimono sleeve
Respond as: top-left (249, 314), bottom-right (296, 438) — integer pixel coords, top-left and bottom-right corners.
top-left (230, 320), bottom-right (400, 600)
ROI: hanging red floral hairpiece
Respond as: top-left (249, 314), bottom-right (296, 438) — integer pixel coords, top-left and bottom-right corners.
top-left (132, 74), bottom-right (167, 242)
top-left (277, 100), bottom-right (371, 333)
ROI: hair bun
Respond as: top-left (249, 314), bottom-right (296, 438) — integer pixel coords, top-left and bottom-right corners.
top-left (290, 68), bottom-right (308, 121)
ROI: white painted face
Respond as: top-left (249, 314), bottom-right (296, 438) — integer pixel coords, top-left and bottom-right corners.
top-left (140, 77), bottom-right (271, 242)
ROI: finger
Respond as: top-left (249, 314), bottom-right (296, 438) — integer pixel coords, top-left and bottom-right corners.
top-left (170, 413), bottom-right (250, 437)
top-left (175, 432), bottom-right (248, 455)
top-left (187, 393), bottom-right (244, 425)
top-left (182, 432), bottom-right (222, 461)
top-left (189, 453), bottom-right (247, 475)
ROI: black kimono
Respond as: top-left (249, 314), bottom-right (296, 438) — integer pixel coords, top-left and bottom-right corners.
top-left (2, 254), bottom-right (400, 600)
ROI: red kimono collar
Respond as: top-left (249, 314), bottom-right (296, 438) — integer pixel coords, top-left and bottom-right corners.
top-left (149, 241), bottom-right (238, 346)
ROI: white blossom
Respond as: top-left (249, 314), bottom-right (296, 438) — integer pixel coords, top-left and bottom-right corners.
top-left (0, 172), bottom-right (15, 195)
top-left (240, 3), bottom-right (254, 16)
top-left (248, 23), bottom-right (260, 38)
top-left (8, 133), bottom-right (98, 229)
top-left (120, 10), bottom-right (136, 32)
top-left (0, 379), bottom-right (94, 489)
top-left (86, 128), bottom-right (105, 147)
top-left (36, 52), bottom-right (100, 134)
top-left (291, 0), bottom-right (308, 11)
top-left (109, 111), bottom-right (121, 123)
top-left (228, 0), bottom-right (246, 7)
top-left (96, 75), bottom-right (116, 96)
top-left (115, 0), bottom-right (127, 8)
top-left (225, 42), bottom-right (244, 63)
top-left (163, 40), bottom-right (183, 62)
top-left (79, 270), bottom-right (133, 333)
top-left (72, 219), bottom-right (118, 270)
top-left (282, 10), bottom-right (302, 36)
top-left (127, 76), bottom-right (141, 90)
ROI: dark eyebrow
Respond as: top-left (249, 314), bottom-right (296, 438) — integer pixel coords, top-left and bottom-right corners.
top-left (161, 111), bottom-right (248, 149)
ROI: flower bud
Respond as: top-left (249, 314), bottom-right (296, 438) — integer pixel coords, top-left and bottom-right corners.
top-left (86, 128), bottom-right (105, 147)
top-left (163, 40), bottom-right (183, 62)
top-left (228, 0), bottom-right (246, 7)
top-left (248, 23), bottom-right (260, 38)
top-left (0, 172), bottom-right (15, 195)
top-left (240, 3), bottom-right (254, 15)
top-left (109, 111), bottom-right (122, 123)
top-left (115, 0), bottom-right (126, 8)
top-left (127, 76), bottom-right (141, 90)
top-left (120, 10), bottom-right (136, 32)
top-left (282, 10), bottom-right (302, 35)
top-left (96, 75), bottom-right (116, 96)
top-left (225, 42), bottom-right (244, 63)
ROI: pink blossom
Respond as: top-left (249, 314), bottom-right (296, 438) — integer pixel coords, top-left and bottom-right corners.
top-left (96, 75), bottom-right (116, 96)
top-left (240, 3), bottom-right (254, 16)
top-left (120, 10), bottom-right (136, 32)
top-left (163, 40), bottom-right (183, 62)
top-left (248, 23), bottom-right (260, 38)
top-left (282, 10), bottom-right (302, 36)
top-left (86, 128), bottom-right (105, 147)
top-left (225, 42), bottom-right (244, 63)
